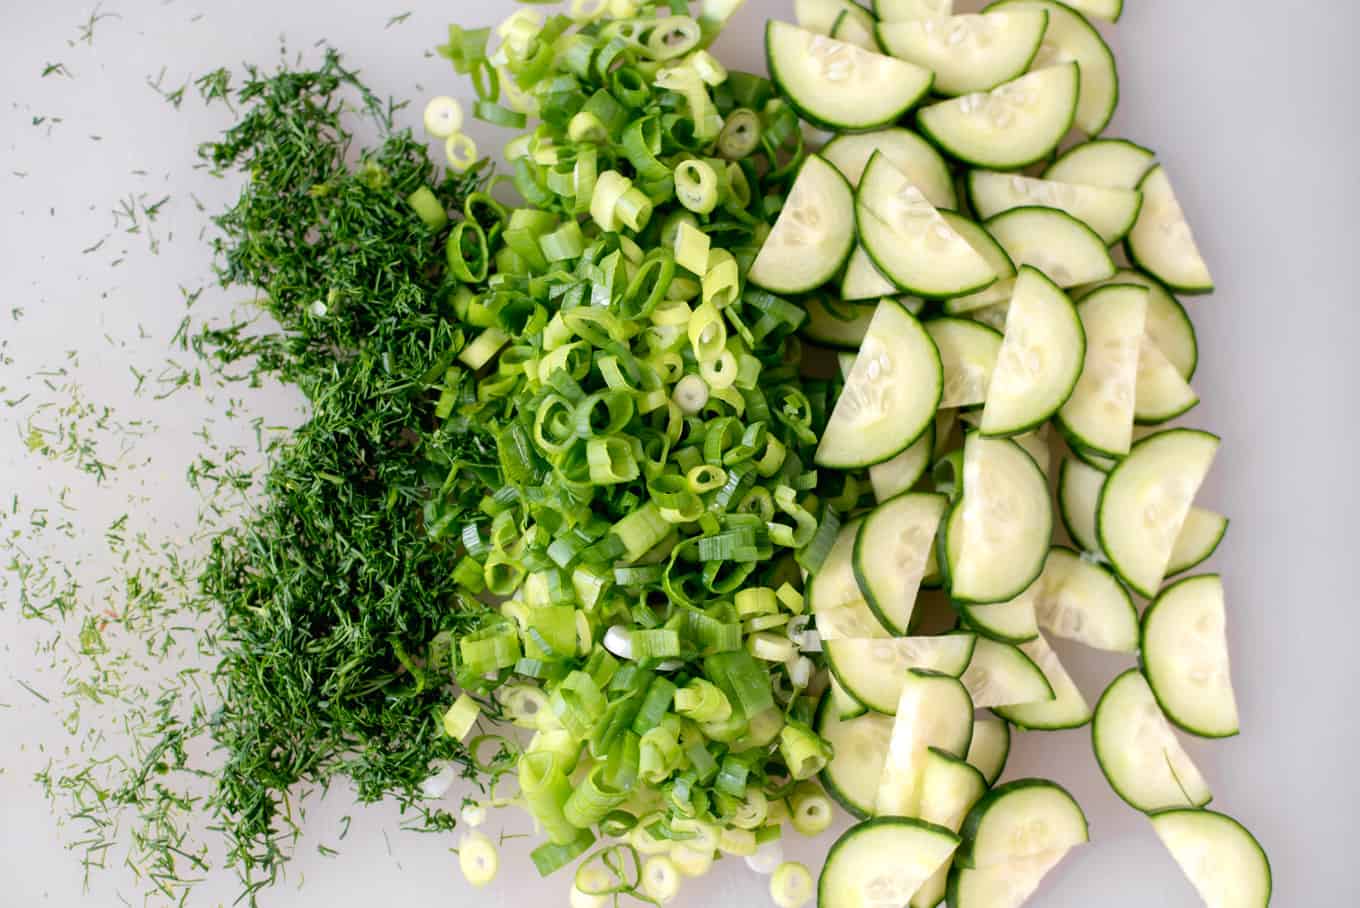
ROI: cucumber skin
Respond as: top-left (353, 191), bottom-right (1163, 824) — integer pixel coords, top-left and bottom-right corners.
top-left (955, 778), bottom-right (1088, 868)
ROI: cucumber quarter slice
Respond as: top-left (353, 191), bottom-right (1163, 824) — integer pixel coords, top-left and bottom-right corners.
top-left (988, 0), bottom-right (1119, 135)
top-left (994, 633), bottom-right (1092, 730)
top-left (877, 11), bottom-right (1049, 97)
top-left (1063, 0), bottom-right (1123, 23)
top-left (877, 669), bottom-right (974, 817)
top-left (1043, 138), bottom-right (1155, 190)
top-left (942, 211), bottom-right (1017, 280)
top-left (949, 434), bottom-right (1052, 604)
top-left (858, 154), bottom-right (1000, 299)
top-left (841, 245), bottom-right (899, 301)
top-left (968, 171), bottom-right (1143, 244)
top-left (854, 492), bottom-right (950, 633)
top-left (1035, 547), bottom-right (1139, 653)
top-left (947, 848), bottom-right (1071, 908)
top-left (1142, 574), bottom-right (1239, 738)
top-left (811, 518), bottom-right (891, 640)
top-left (958, 778), bottom-right (1088, 868)
top-left (1167, 508), bottom-right (1228, 576)
top-left (1014, 425), bottom-right (1050, 477)
top-left (767, 21), bottom-right (933, 132)
top-left (980, 267), bottom-right (1085, 437)
top-left (917, 64), bottom-right (1079, 170)
top-left (819, 817), bottom-right (961, 908)
top-left (1135, 337), bottom-right (1199, 425)
top-left (796, 0), bottom-right (877, 35)
top-left (817, 689), bottom-right (893, 818)
top-left (869, 420), bottom-right (935, 503)
top-left (831, 672), bottom-right (870, 721)
top-left (1056, 283), bottom-right (1147, 458)
top-left (927, 317), bottom-right (1003, 409)
top-left (965, 716), bottom-right (1011, 786)
top-left (875, 0), bottom-right (954, 22)
top-left (1078, 269), bottom-right (1198, 380)
top-left (830, 5), bottom-right (881, 50)
top-left (1057, 457), bottom-right (1105, 553)
top-left (911, 750), bottom-right (989, 908)
top-left (1098, 428), bottom-right (1219, 598)
top-left (826, 635), bottom-right (977, 714)
top-left (961, 636), bottom-right (1054, 709)
top-left (1126, 165), bottom-right (1215, 294)
top-left (749, 154), bottom-right (855, 295)
top-left (946, 275), bottom-right (1014, 316)
top-left (817, 300), bottom-right (943, 468)
top-left (1093, 669), bottom-right (1212, 813)
top-left (959, 589), bottom-right (1041, 644)
top-left (802, 296), bottom-right (876, 349)
top-left (984, 206), bottom-right (1116, 288)
top-left (1151, 809), bottom-right (1272, 908)
top-left (822, 128), bottom-right (957, 208)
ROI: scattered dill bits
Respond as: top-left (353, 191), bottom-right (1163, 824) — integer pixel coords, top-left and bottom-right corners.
top-left (386, 11), bottom-right (413, 28)
top-left (73, 2), bottom-right (119, 46)
top-left (193, 67), bottom-right (233, 107)
top-left (147, 66), bottom-right (189, 108)
top-left (41, 61), bottom-right (72, 78)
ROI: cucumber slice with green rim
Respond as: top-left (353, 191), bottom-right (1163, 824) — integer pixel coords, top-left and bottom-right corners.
top-left (817, 299), bottom-right (943, 468)
top-left (858, 154), bottom-right (1000, 299)
top-left (1092, 669), bottom-right (1212, 813)
top-left (1135, 338), bottom-right (1199, 424)
top-left (994, 633), bottom-right (1092, 729)
top-left (1078, 269), bottom-right (1198, 380)
top-left (819, 816), bottom-right (961, 908)
top-left (875, 0), bottom-right (953, 21)
top-left (961, 636), bottom-right (1054, 709)
top-left (822, 128), bottom-right (957, 208)
top-left (830, 6), bottom-right (882, 50)
top-left (1098, 428), bottom-right (1219, 597)
top-left (1062, 0), bottom-right (1123, 23)
top-left (926, 317), bottom-right (1003, 409)
top-left (968, 171), bottom-right (1143, 244)
top-left (811, 518), bottom-right (891, 640)
top-left (1035, 547), bottom-right (1139, 652)
top-left (984, 206), bottom-right (1116, 288)
top-left (959, 593), bottom-right (1041, 644)
top-left (958, 778), bottom-right (1088, 868)
top-left (869, 421), bottom-right (936, 503)
top-left (1167, 508), bottom-right (1228, 576)
top-left (796, 0), bottom-right (878, 35)
top-left (877, 11), bottom-right (1049, 97)
top-left (1151, 809), bottom-right (1272, 908)
top-left (946, 848), bottom-right (1071, 908)
top-left (1126, 165), bottom-right (1215, 294)
top-left (987, 0), bottom-right (1119, 135)
top-left (980, 267), bottom-right (1085, 437)
top-left (749, 154), bottom-right (855, 295)
top-left (946, 276), bottom-right (1014, 315)
top-left (911, 749), bottom-right (990, 908)
top-left (941, 211), bottom-right (1017, 280)
top-left (854, 492), bottom-right (951, 633)
top-left (1013, 426), bottom-right (1050, 477)
top-left (878, 669), bottom-right (975, 816)
top-left (1141, 574), bottom-right (1239, 738)
top-left (1043, 138), bottom-right (1155, 189)
top-left (917, 64), bottom-right (1080, 170)
top-left (1056, 283), bottom-right (1147, 457)
top-left (965, 716), bottom-right (1011, 786)
top-left (1057, 457), bottom-right (1104, 552)
top-left (767, 22), bottom-right (933, 132)
top-left (802, 296), bottom-right (877, 349)
top-left (949, 434), bottom-right (1052, 604)
top-left (842, 245), bottom-right (899, 301)
top-left (817, 688), bottom-right (892, 818)
top-left (827, 635), bottom-right (978, 714)
top-left (831, 672), bottom-right (871, 721)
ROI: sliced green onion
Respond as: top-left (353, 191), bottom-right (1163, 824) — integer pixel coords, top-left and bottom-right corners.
top-left (717, 107), bottom-right (760, 159)
top-left (778, 721), bottom-right (831, 781)
top-left (406, 186), bottom-right (448, 230)
top-left (675, 159), bottom-right (719, 214)
top-left (674, 678), bottom-right (732, 723)
top-left (643, 854), bottom-right (682, 903)
top-left (532, 828), bottom-right (597, 877)
top-left (443, 693), bottom-right (481, 741)
top-left (459, 830), bottom-right (500, 887)
top-left (445, 132), bottom-right (480, 171)
top-left (790, 784), bottom-right (833, 837)
top-left (564, 764), bottom-right (630, 828)
top-left (674, 221), bottom-right (711, 277)
top-left (520, 751), bottom-right (580, 845)
top-left (770, 861), bottom-right (814, 908)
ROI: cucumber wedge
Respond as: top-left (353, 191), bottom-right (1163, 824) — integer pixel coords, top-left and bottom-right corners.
top-left (968, 171), bottom-right (1143, 244)
top-left (1043, 138), bottom-right (1155, 189)
top-left (917, 64), bottom-right (1079, 170)
top-left (819, 817), bottom-right (961, 908)
top-left (984, 206), bottom-right (1116, 288)
top-left (877, 11), bottom-right (1049, 97)
top-left (749, 154), bottom-right (855, 294)
top-left (926, 317), bottom-right (1003, 409)
top-left (1135, 337), bottom-right (1199, 424)
top-left (1141, 574), bottom-right (1239, 738)
top-left (796, 0), bottom-right (878, 35)
top-left (822, 128), bottom-right (957, 208)
top-left (1126, 165), bottom-right (1215, 294)
top-left (841, 245), bottom-right (899, 301)
top-left (1151, 809), bottom-right (1271, 908)
top-left (811, 518), bottom-right (891, 640)
top-left (827, 635), bottom-right (977, 715)
top-left (1078, 269), bottom-right (1198, 380)
top-left (994, 633), bottom-right (1092, 730)
top-left (877, 669), bottom-right (975, 816)
top-left (1056, 283), bottom-right (1147, 457)
top-left (854, 492), bottom-right (951, 633)
top-left (1063, 0), bottom-right (1123, 23)
top-left (911, 750), bottom-right (989, 908)
top-left (1035, 547), bottom-right (1138, 653)
top-left (1167, 507), bottom-right (1228, 576)
top-left (767, 21), bottom-right (933, 132)
top-left (961, 636), bottom-right (1054, 709)
top-left (965, 716), bottom-right (1011, 786)
top-left (959, 592), bottom-right (1041, 644)
top-left (875, 0), bottom-right (954, 21)
top-left (958, 778), bottom-right (1088, 868)
top-left (831, 672), bottom-right (870, 720)
top-left (1093, 669), bottom-right (1212, 813)
top-left (947, 848), bottom-right (1071, 908)
top-left (830, 5), bottom-right (882, 50)
top-left (817, 688), bottom-right (893, 818)
top-left (1057, 456), bottom-right (1105, 552)
top-left (946, 276), bottom-right (1015, 316)
top-left (1013, 425), bottom-right (1051, 478)
top-left (802, 296), bottom-right (877, 349)
top-left (869, 420), bottom-right (936, 503)
top-left (942, 211), bottom-right (1017, 280)
top-left (817, 300), bottom-right (943, 468)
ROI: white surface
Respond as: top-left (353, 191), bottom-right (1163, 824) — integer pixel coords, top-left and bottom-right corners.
top-left (1, 1), bottom-right (1357, 905)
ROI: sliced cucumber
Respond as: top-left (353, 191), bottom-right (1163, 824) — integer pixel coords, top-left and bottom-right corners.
top-left (811, 518), bottom-right (891, 640)
top-left (927, 317), bottom-right (1004, 409)
top-left (959, 592), bottom-right (1041, 644)
top-left (979, 267), bottom-right (1084, 437)
top-left (830, 5), bottom-right (882, 50)
top-left (858, 154), bottom-right (1000, 299)
top-left (1035, 547), bottom-right (1138, 652)
top-left (831, 672), bottom-right (870, 720)
top-left (874, 0), bottom-right (954, 21)
top-left (994, 633), bottom-right (1091, 730)
top-left (949, 434), bottom-right (1052, 604)
top-left (1055, 283), bottom-right (1147, 457)
top-left (958, 778), bottom-right (1088, 868)
top-left (854, 492), bottom-right (951, 633)
top-left (841, 245), bottom-right (899, 301)
top-left (917, 64), bottom-right (1080, 170)
top-left (969, 171), bottom-right (1143, 244)
top-left (1098, 428), bottom-right (1219, 598)
top-left (911, 750), bottom-right (989, 908)
top-left (1043, 138), bottom-right (1155, 189)
top-left (1135, 337), bottom-right (1199, 424)
top-left (1013, 426), bottom-right (1050, 477)
top-left (1057, 457), bottom-right (1104, 553)
top-left (827, 635), bottom-right (977, 714)
top-left (802, 296), bottom-right (877, 349)
top-left (961, 636), bottom-right (1054, 709)
top-left (947, 848), bottom-right (1071, 908)
top-left (1078, 269), bottom-right (1198, 380)
top-left (988, 0), bottom-right (1119, 135)
top-left (817, 300), bottom-right (942, 468)
top-left (878, 11), bottom-right (1049, 97)
top-left (1062, 0), bottom-right (1123, 23)
top-left (1167, 507), bottom-right (1228, 576)
top-left (1151, 809), bottom-right (1272, 908)
top-left (796, 0), bottom-right (878, 35)
top-left (984, 206), bottom-right (1116, 288)
top-left (749, 154), bottom-right (855, 294)
top-left (819, 817), bottom-right (961, 908)
top-left (869, 421), bottom-right (935, 503)
top-left (817, 688), bottom-right (893, 818)
top-left (767, 21), bottom-right (933, 132)
top-left (1126, 165), bottom-right (1214, 294)
top-left (822, 128), bottom-right (957, 208)
top-left (878, 669), bottom-right (974, 816)
top-left (1093, 669), bottom-right (1212, 813)
top-left (965, 717), bottom-right (1011, 786)
top-left (1142, 574), bottom-right (1239, 738)
top-left (942, 211), bottom-right (1017, 279)
top-left (969, 300), bottom-right (1011, 333)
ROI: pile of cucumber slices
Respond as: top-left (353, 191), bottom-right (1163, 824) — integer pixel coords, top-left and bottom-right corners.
top-left (750, 1), bottom-right (1270, 906)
